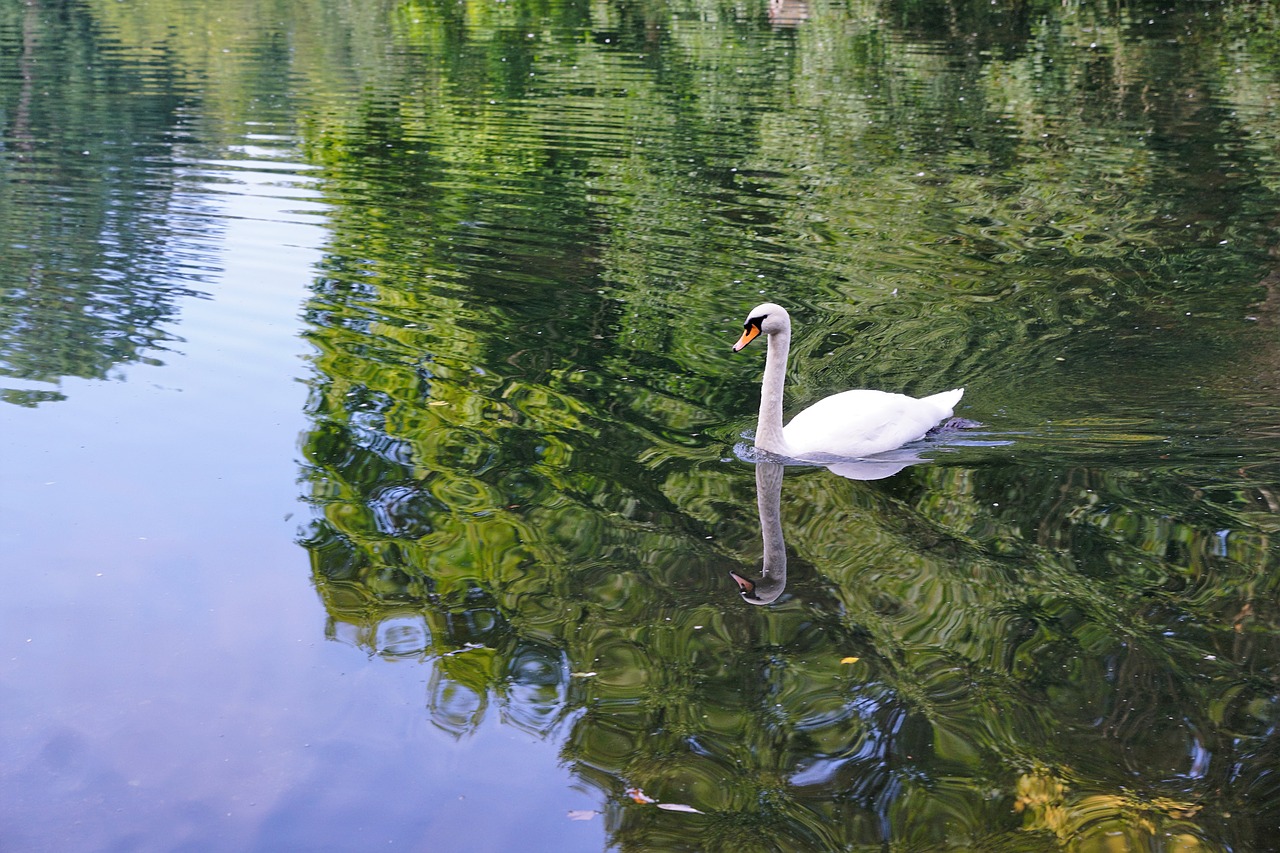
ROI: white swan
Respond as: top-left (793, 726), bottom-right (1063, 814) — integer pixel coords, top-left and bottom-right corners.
top-left (733, 302), bottom-right (963, 462)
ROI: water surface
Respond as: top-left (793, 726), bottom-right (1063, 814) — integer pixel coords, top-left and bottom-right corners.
top-left (4, 0), bottom-right (1280, 850)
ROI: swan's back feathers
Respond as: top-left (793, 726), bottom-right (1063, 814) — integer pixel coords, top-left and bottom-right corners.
top-left (782, 387), bottom-right (964, 460)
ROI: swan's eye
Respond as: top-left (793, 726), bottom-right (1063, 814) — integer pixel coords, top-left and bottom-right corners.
top-left (745, 315), bottom-right (766, 330)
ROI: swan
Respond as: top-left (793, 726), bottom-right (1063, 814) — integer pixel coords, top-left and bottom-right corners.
top-left (733, 302), bottom-right (963, 462)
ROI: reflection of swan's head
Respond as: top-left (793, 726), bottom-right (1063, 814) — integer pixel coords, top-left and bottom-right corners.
top-left (732, 303), bottom-right (790, 351)
top-left (729, 570), bottom-right (785, 606)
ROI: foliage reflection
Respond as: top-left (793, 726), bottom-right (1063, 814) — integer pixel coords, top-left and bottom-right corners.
top-left (0, 1), bottom-right (215, 405)
top-left (290, 0), bottom-right (1280, 848)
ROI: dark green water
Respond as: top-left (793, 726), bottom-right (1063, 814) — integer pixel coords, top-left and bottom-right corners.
top-left (5, 0), bottom-right (1280, 849)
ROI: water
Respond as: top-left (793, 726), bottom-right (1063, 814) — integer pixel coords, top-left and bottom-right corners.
top-left (4, 0), bottom-right (1280, 850)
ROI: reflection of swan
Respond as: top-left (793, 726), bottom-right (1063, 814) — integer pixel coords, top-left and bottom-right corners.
top-left (733, 302), bottom-right (963, 463)
top-left (821, 450), bottom-right (928, 481)
top-left (734, 440), bottom-right (930, 480)
top-left (730, 461), bottom-right (787, 605)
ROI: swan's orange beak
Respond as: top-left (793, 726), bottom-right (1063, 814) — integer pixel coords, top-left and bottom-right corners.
top-left (733, 325), bottom-right (761, 352)
top-left (729, 571), bottom-right (756, 595)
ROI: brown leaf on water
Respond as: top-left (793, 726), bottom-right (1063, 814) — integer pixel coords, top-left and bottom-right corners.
top-left (626, 787), bottom-right (654, 804)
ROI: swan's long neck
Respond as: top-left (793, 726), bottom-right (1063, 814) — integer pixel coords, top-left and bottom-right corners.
top-left (755, 328), bottom-right (791, 455)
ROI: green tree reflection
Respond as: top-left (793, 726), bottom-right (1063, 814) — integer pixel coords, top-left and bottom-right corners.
top-left (0, 1), bottom-right (216, 405)
top-left (292, 1), bottom-right (1280, 847)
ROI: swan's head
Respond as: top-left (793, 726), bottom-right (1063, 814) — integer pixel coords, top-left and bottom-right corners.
top-left (732, 302), bottom-right (791, 352)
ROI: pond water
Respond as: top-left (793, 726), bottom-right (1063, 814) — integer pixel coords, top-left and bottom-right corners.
top-left (4, 0), bottom-right (1280, 850)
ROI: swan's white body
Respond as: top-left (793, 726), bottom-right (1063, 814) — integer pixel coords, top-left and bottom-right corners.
top-left (734, 302), bottom-right (962, 462)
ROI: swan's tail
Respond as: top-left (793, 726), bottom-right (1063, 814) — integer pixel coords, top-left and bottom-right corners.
top-left (924, 387), bottom-right (964, 414)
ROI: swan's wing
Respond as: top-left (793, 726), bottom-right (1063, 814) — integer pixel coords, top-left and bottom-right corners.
top-left (783, 389), bottom-right (957, 459)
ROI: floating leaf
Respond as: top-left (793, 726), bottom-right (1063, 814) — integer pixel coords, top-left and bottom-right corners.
top-left (656, 803), bottom-right (703, 814)
top-left (840, 656), bottom-right (860, 664)
top-left (626, 787), bottom-right (655, 804)
top-left (567, 810), bottom-right (599, 821)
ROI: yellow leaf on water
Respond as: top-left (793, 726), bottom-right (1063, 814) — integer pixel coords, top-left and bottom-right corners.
top-left (840, 657), bottom-right (860, 664)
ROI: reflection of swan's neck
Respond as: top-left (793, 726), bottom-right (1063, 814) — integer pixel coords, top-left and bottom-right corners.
top-left (756, 328), bottom-right (791, 455)
top-left (732, 462), bottom-right (788, 605)
top-left (758, 462), bottom-right (786, 579)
